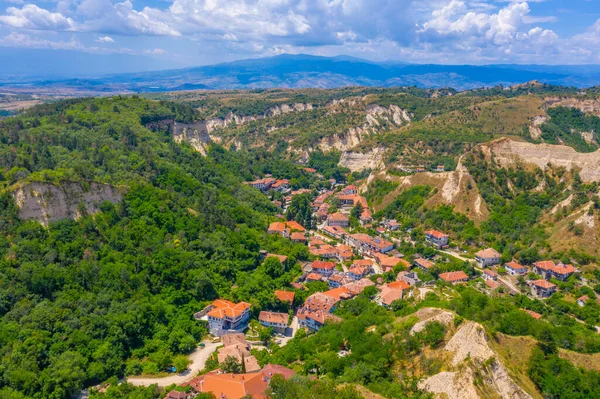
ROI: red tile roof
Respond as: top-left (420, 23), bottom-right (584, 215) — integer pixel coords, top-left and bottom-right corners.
top-left (484, 269), bottom-right (498, 277)
top-left (306, 273), bottom-right (323, 281)
top-left (387, 280), bottom-right (411, 291)
top-left (312, 260), bottom-right (336, 271)
top-left (414, 258), bottom-right (435, 270)
top-left (439, 271), bottom-right (469, 283)
top-left (505, 261), bottom-right (527, 271)
top-left (290, 232), bottom-right (306, 241)
top-left (259, 311), bottom-right (289, 325)
top-left (521, 308), bottom-right (542, 320)
top-left (274, 290), bottom-right (294, 303)
top-left (206, 300), bottom-right (251, 319)
top-left (425, 230), bottom-right (448, 239)
top-left (485, 279), bottom-right (500, 289)
top-left (475, 248), bottom-right (501, 258)
top-left (533, 279), bottom-right (556, 289)
top-left (327, 212), bottom-right (349, 222)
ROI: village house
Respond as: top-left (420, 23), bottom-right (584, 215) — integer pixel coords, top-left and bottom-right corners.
top-left (485, 279), bottom-right (501, 290)
top-left (290, 232), bottom-right (306, 243)
top-left (311, 260), bottom-right (336, 276)
top-left (397, 270), bottom-right (421, 286)
top-left (321, 225), bottom-right (347, 240)
top-left (385, 219), bottom-right (401, 231)
top-left (425, 230), bottom-right (449, 249)
top-left (482, 269), bottom-right (498, 281)
top-left (271, 179), bottom-right (290, 192)
top-left (475, 248), bottom-right (501, 268)
top-left (577, 295), bottom-right (590, 307)
top-left (505, 261), bottom-right (528, 276)
top-left (346, 233), bottom-right (394, 255)
top-left (413, 257), bottom-right (435, 272)
top-left (533, 261), bottom-right (577, 281)
top-left (531, 279), bottom-right (557, 298)
top-left (217, 333), bottom-right (260, 372)
top-left (376, 280), bottom-right (410, 308)
top-left (336, 244), bottom-right (354, 262)
top-left (328, 274), bottom-right (353, 288)
top-left (326, 212), bottom-right (350, 227)
top-left (185, 364), bottom-right (295, 399)
top-left (341, 184), bottom-right (358, 195)
top-left (267, 222), bottom-right (289, 238)
top-left (274, 290), bottom-right (294, 305)
top-left (203, 300), bottom-right (251, 336)
top-left (247, 177), bottom-right (276, 192)
top-left (305, 272), bottom-right (323, 282)
top-left (439, 271), bottom-right (469, 285)
top-left (165, 391), bottom-right (193, 399)
top-left (309, 244), bottom-right (339, 259)
top-left (297, 292), bottom-right (342, 331)
top-left (259, 311), bottom-right (290, 334)
top-left (347, 265), bottom-right (368, 280)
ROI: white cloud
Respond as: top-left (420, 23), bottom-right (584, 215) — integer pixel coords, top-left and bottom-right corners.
top-left (0, 4), bottom-right (76, 30)
top-left (96, 35), bottom-right (114, 42)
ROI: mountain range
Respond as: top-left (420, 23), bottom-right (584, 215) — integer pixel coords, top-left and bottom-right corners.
top-left (3, 54), bottom-right (600, 93)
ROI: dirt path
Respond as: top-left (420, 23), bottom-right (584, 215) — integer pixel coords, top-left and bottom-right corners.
top-left (127, 341), bottom-right (220, 387)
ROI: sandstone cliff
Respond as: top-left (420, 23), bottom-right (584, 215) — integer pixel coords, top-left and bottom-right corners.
top-left (484, 138), bottom-right (600, 182)
top-left (12, 181), bottom-right (124, 226)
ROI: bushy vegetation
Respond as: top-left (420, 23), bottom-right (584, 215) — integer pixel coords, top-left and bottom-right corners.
top-left (540, 106), bottom-right (600, 152)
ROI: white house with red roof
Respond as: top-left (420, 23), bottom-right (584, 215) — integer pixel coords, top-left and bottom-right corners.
top-left (475, 248), bottom-right (501, 268)
top-left (505, 261), bottom-right (528, 276)
top-left (311, 260), bottom-right (336, 277)
top-left (533, 261), bottom-right (577, 281)
top-left (531, 279), bottom-right (557, 298)
top-left (205, 299), bottom-right (251, 336)
top-left (425, 230), bottom-right (449, 249)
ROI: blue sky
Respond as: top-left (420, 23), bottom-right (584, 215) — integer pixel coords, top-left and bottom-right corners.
top-left (0, 0), bottom-right (599, 76)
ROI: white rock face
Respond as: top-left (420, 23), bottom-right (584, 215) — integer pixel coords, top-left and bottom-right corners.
top-left (338, 149), bottom-right (385, 172)
top-left (12, 182), bottom-right (124, 226)
top-left (488, 138), bottom-right (600, 182)
top-left (172, 121), bottom-right (211, 155)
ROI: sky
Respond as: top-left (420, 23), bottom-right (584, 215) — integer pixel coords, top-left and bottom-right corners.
top-left (0, 0), bottom-right (599, 76)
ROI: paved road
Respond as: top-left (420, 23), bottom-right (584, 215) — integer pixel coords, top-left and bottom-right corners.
top-left (128, 341), bottom-right (220, 387)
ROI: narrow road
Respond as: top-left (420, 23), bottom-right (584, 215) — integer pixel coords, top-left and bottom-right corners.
top-left (128, 340), bottom-right (220, 387)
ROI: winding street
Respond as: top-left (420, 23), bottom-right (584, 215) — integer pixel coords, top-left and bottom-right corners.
top-left (127, 340), bottom-right (220, 387)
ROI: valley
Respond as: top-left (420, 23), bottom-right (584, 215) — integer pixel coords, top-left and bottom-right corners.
top-left (0, 85), bottom-right (600, 399)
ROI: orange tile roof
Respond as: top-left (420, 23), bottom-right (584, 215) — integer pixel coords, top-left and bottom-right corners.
top-left (267, 222), bottom-right (286, 233)
top-left (290, 232), bottom-right (306, 241)
top-left (439, 271), bottom-right (469, 283)
top-left (533, 279), bottom-right (556, 289)
top-left (324, 286), bottom-right (353, 301)
top-left (533, 260), bottom-right (556, 271)
top-left (483, 269), bottom-right (498, 277)
top-left (306, 273), bottom-right (323, 281)
top-left (387, 280), bottom-right (411, 291)
top-left (312, 260), bottom-right (336, 270)
top-left (425, 230), bottom-right (448, 239)
top-left (274, 290), bottom-right (294, 303)
top-left (353, 259), bottom-right (374, 267)
top-left (327, 212), bottom-right (349, 222)
top-left (374, 253), bottom-right (401, 268)
top-left (505, 261), bottom-right (527, 271)
top-left (475, 248), bottom-right (501, 258)
top-left (380, 286), bottom-right (403, 306)
top-left (553, 263), bottom-right (576, 275)
top-left (207, 300), bottom-right (251, 319)
top-left (285, 221), bottom-right (306, 232)
top-left (349, 266), bottom-right (366, 276)
top-left (521, 308), bottom-right (542, 320)
top-left (485, 280), bottom-right (500, 289)
top-left (259, 311), bottom-right (289, 325)
top-left (414, 258), bottom-right (435, 269)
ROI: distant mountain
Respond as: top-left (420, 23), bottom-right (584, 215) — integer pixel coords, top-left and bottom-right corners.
top-left (3, 54), bottom-right (600, 92)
